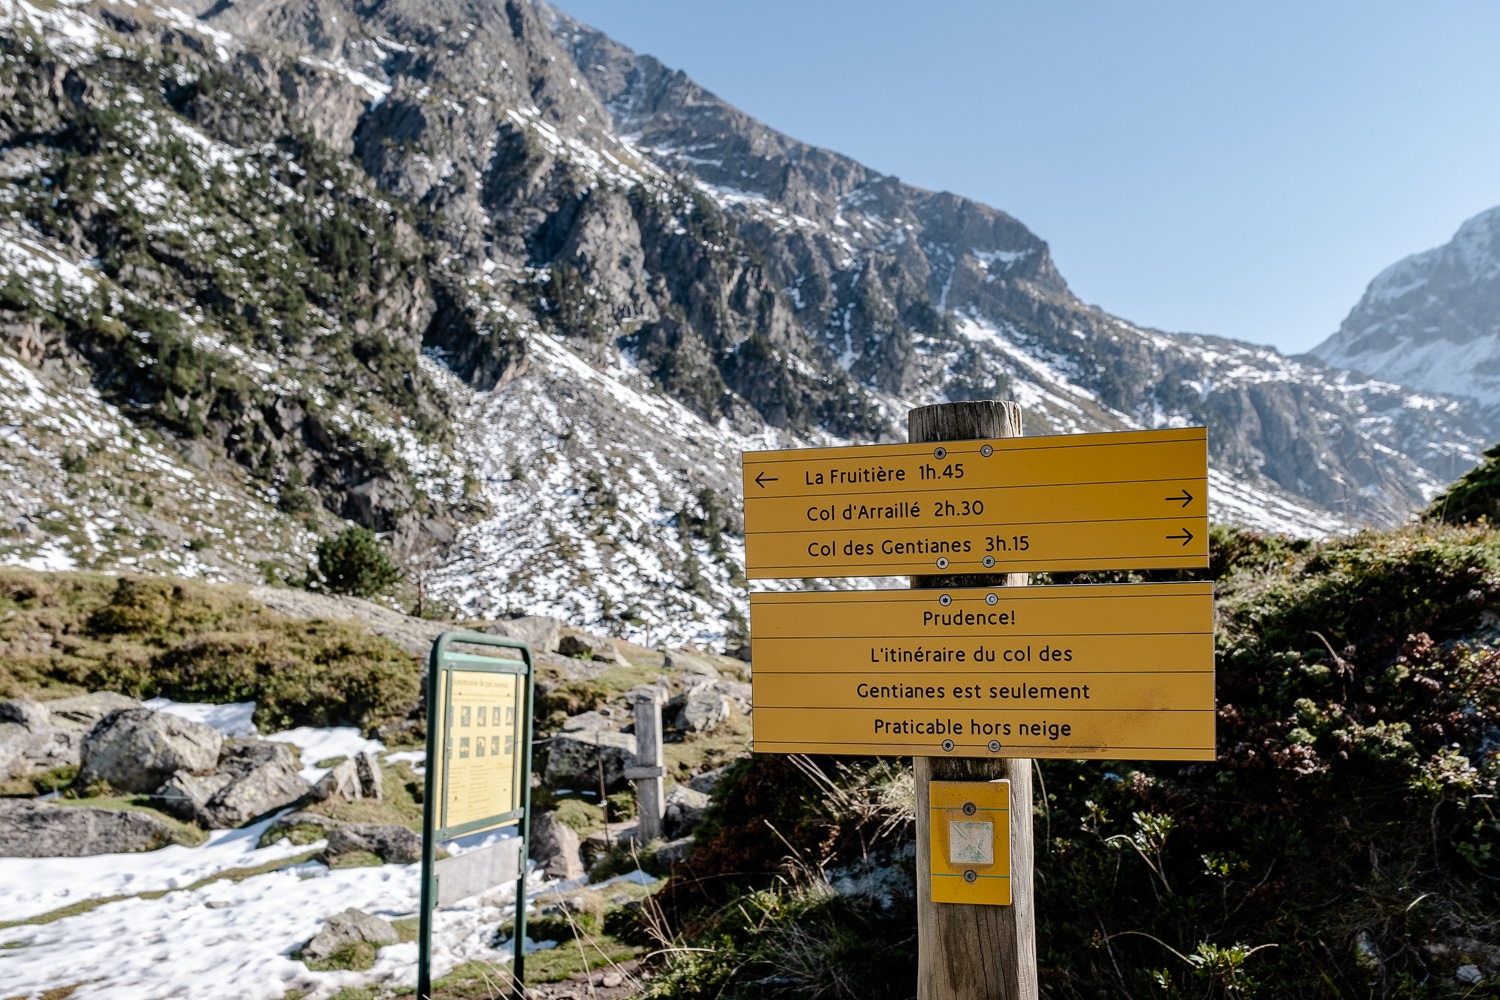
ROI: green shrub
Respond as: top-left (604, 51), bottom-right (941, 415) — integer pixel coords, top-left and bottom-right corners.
top-left (314, 527), bottom-right (402, 598)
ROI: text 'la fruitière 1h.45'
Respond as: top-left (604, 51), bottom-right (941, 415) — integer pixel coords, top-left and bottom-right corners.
top-left (741, 427), bottom-right (1208, 578)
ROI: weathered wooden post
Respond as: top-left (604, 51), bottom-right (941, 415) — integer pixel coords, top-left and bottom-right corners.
top-left (628, 691), bottom-right (666, 841)
top-left (909, 400), bottom-right (1037, 1000)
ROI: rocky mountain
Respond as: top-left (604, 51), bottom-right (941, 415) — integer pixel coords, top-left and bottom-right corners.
top-left (0, 0), bottom-right (1490, 647)
top-left (1312, 204), bottom-right (1500, 412)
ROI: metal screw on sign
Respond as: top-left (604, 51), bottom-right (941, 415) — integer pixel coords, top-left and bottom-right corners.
top-left (963, 802), bottom-right (977, 816)
top-left (942, 739), bottom-right (955, 752)
top-left (939, 594), bottom-right (952, 607)
top-left (989, 740), bottom-right (1001, 753)
top-left (980, 444), bottom-right (993, 457)
top-left (936, 557), bottom-right (950, 569)
top-left (964, 870), bottom-right (978, 883)
top-left (934, 447), bottom-right (947, 459)
top-left (983, 556), bottom-right (996, 568)
top-left (985, 593), bottom-right (999, 606)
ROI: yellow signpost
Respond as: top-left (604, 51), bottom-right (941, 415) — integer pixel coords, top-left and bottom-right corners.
top-left (749, 583), bottom-right (1214, 760)
top-left (742, 427), bottom-right (1207, 577)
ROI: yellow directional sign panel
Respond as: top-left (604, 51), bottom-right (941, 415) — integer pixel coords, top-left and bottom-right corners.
top-left (749, 583), bottom-right (1215, 760)
top-left (742, 427), bottom-right (1207, 578)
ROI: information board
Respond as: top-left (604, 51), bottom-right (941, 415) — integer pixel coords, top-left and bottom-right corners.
top-left (749, 583), bottom-right (1214, 760)
top-left (419, 632), bottom-right (535, 999)
top-left (435, 665), bottom-right (524, 832)
top-left (742, 427), bottom-right (1207, 578)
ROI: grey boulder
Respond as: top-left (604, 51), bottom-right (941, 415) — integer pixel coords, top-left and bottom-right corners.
top-left (354, 750), bottom-right (383, 801)
top-left (665, 648), bottom-right (720, 680)
top-left (485, 615), bottom-right (564, 654)
top-left (0, 692), bottom-right (142, 782)
top-left (671, 686), bottom-right (731, 734)
top-left (310, 758), bottom-right (360, 802)
top-left (557, 633), bottom-right (625, 663)
top-left (664, 783), bottom-right (710, 838)
top-left (654, 835), bottom-right (695, 869)
top-left (0, 799), bottom-right (175, 857)
top-left (309, 751), bottom-right (381, 803)
top-left (326, 823), bottom-right (422, 864)
top-left (300, 907), bottom-right (399, 962)
top-left (0, 697), bottom-right (50, 730)
top-left (160, 741), bottom-right (310, 828)
top-left (543, 730), bottom-right (637, 790)
top-left (43, 692), bottom-right (141, 731)
top-left (528, 810), bottom-right (585, 880)
top-left (78, 708), bottom-right (221, 794)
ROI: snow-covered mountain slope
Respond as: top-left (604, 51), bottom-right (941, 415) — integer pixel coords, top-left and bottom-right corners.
top-left (0, 0), bottom-right (1487, 648)
top-left (1312, 205), bottom-right (1500, 412)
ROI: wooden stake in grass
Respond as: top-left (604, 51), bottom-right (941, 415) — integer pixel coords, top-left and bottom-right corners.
top-left (909, 400), bottom-right (1038, 1000)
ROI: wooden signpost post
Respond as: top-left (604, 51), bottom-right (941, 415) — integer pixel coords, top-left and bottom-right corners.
top-left (741, 401), bottom-right (1214, 1000)
top-left (418, 631), bottom-right (536, 1000)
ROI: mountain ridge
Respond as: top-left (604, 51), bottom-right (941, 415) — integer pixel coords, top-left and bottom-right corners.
top-left (0, 0), bottom-right (1490, 646)
top-left (1312, 204), bottom-right (1500, 412)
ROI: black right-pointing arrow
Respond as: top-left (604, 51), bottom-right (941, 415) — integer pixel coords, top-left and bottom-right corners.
top-left (1166, 528), bottom-right (1195, 546)
top-left (1165, 488), bottom-right (1194, 507)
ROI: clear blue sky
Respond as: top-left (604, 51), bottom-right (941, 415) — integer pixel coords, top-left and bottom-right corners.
top-left (556, 1), bottom-right (1500, 354)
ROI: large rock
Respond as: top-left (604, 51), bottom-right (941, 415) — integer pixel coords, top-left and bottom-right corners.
top-left (354, 750), bottom-right (383, 801)
top-left (543, 730), bottom-right (637, 791)
top-left (654, 835), bottom-right (695, 869)
top-left (310, 758), bottom-right (360, 802)
top-left (485, 615), bottom-right (564, 654)
top-left (665, 649), bottom-right (720, 680)
top-left (326, 823), bottom-right (422, 864)
top-left (0, 799), bottom-right (175, 857)
top-left (557, 633), bottom-right (626, 664)
top-left (0, 692), bottom-right (142, 782)
top-left (558, 710), bottom-right (621, 733)
top-left (0, 697), bottom-right (50, 730)
top-left (300, 907), bottom-right (399, 962)
top-left (43, 692), bottom-right (140, 731)
top-left (158, 771), bottom-right (234, 823)
top-left (664, 783), bottom-right (710, 838)
top-left (78, 708), bottom-right (222, 794)
top-left (529, 810), bottom-right (585, 880)
top-left (206, 742), bottom-right (311, 828)
top-left (670, 686), bottom-right (731, 734)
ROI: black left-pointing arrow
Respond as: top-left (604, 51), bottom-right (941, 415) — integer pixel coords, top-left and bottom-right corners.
top-left (754, 471), bottom-right (779, 488)
top-left (1166, 528), bottom-right (1195, 546)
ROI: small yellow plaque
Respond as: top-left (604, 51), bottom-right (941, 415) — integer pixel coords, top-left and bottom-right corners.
top-left (930, 779), bottom-right (1011, 906)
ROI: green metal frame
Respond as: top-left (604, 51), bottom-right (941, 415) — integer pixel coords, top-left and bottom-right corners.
top-left (418, 630), bottom-right (535, 1000)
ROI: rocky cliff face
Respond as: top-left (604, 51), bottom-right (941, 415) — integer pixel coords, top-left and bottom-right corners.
top-left (0, 0), bottom-right (1489, 644)
top-left (1312, 205), bottom-right (1500, 414)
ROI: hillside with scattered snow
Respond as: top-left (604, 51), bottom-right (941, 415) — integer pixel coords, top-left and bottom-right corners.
top-left (0, 0), bottom-right (1490, 649)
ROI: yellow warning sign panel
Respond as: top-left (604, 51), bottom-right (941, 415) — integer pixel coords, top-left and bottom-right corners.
top-left (742, 427), bottom-right (1207, 578)
top-left (930, 780), bottom-right (1011, 906)
top-left (749, 583), bottom-right (1215, 760)
top-left (435, 667), bottom-right (524, 831)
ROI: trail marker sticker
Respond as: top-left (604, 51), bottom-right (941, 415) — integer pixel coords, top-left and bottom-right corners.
top-left (930, 780), bottom-right (1012, 906)
top-left (749, 582), bottom-right (1214, 760)
top-left (742, 427), bottom-right (1207, 578)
